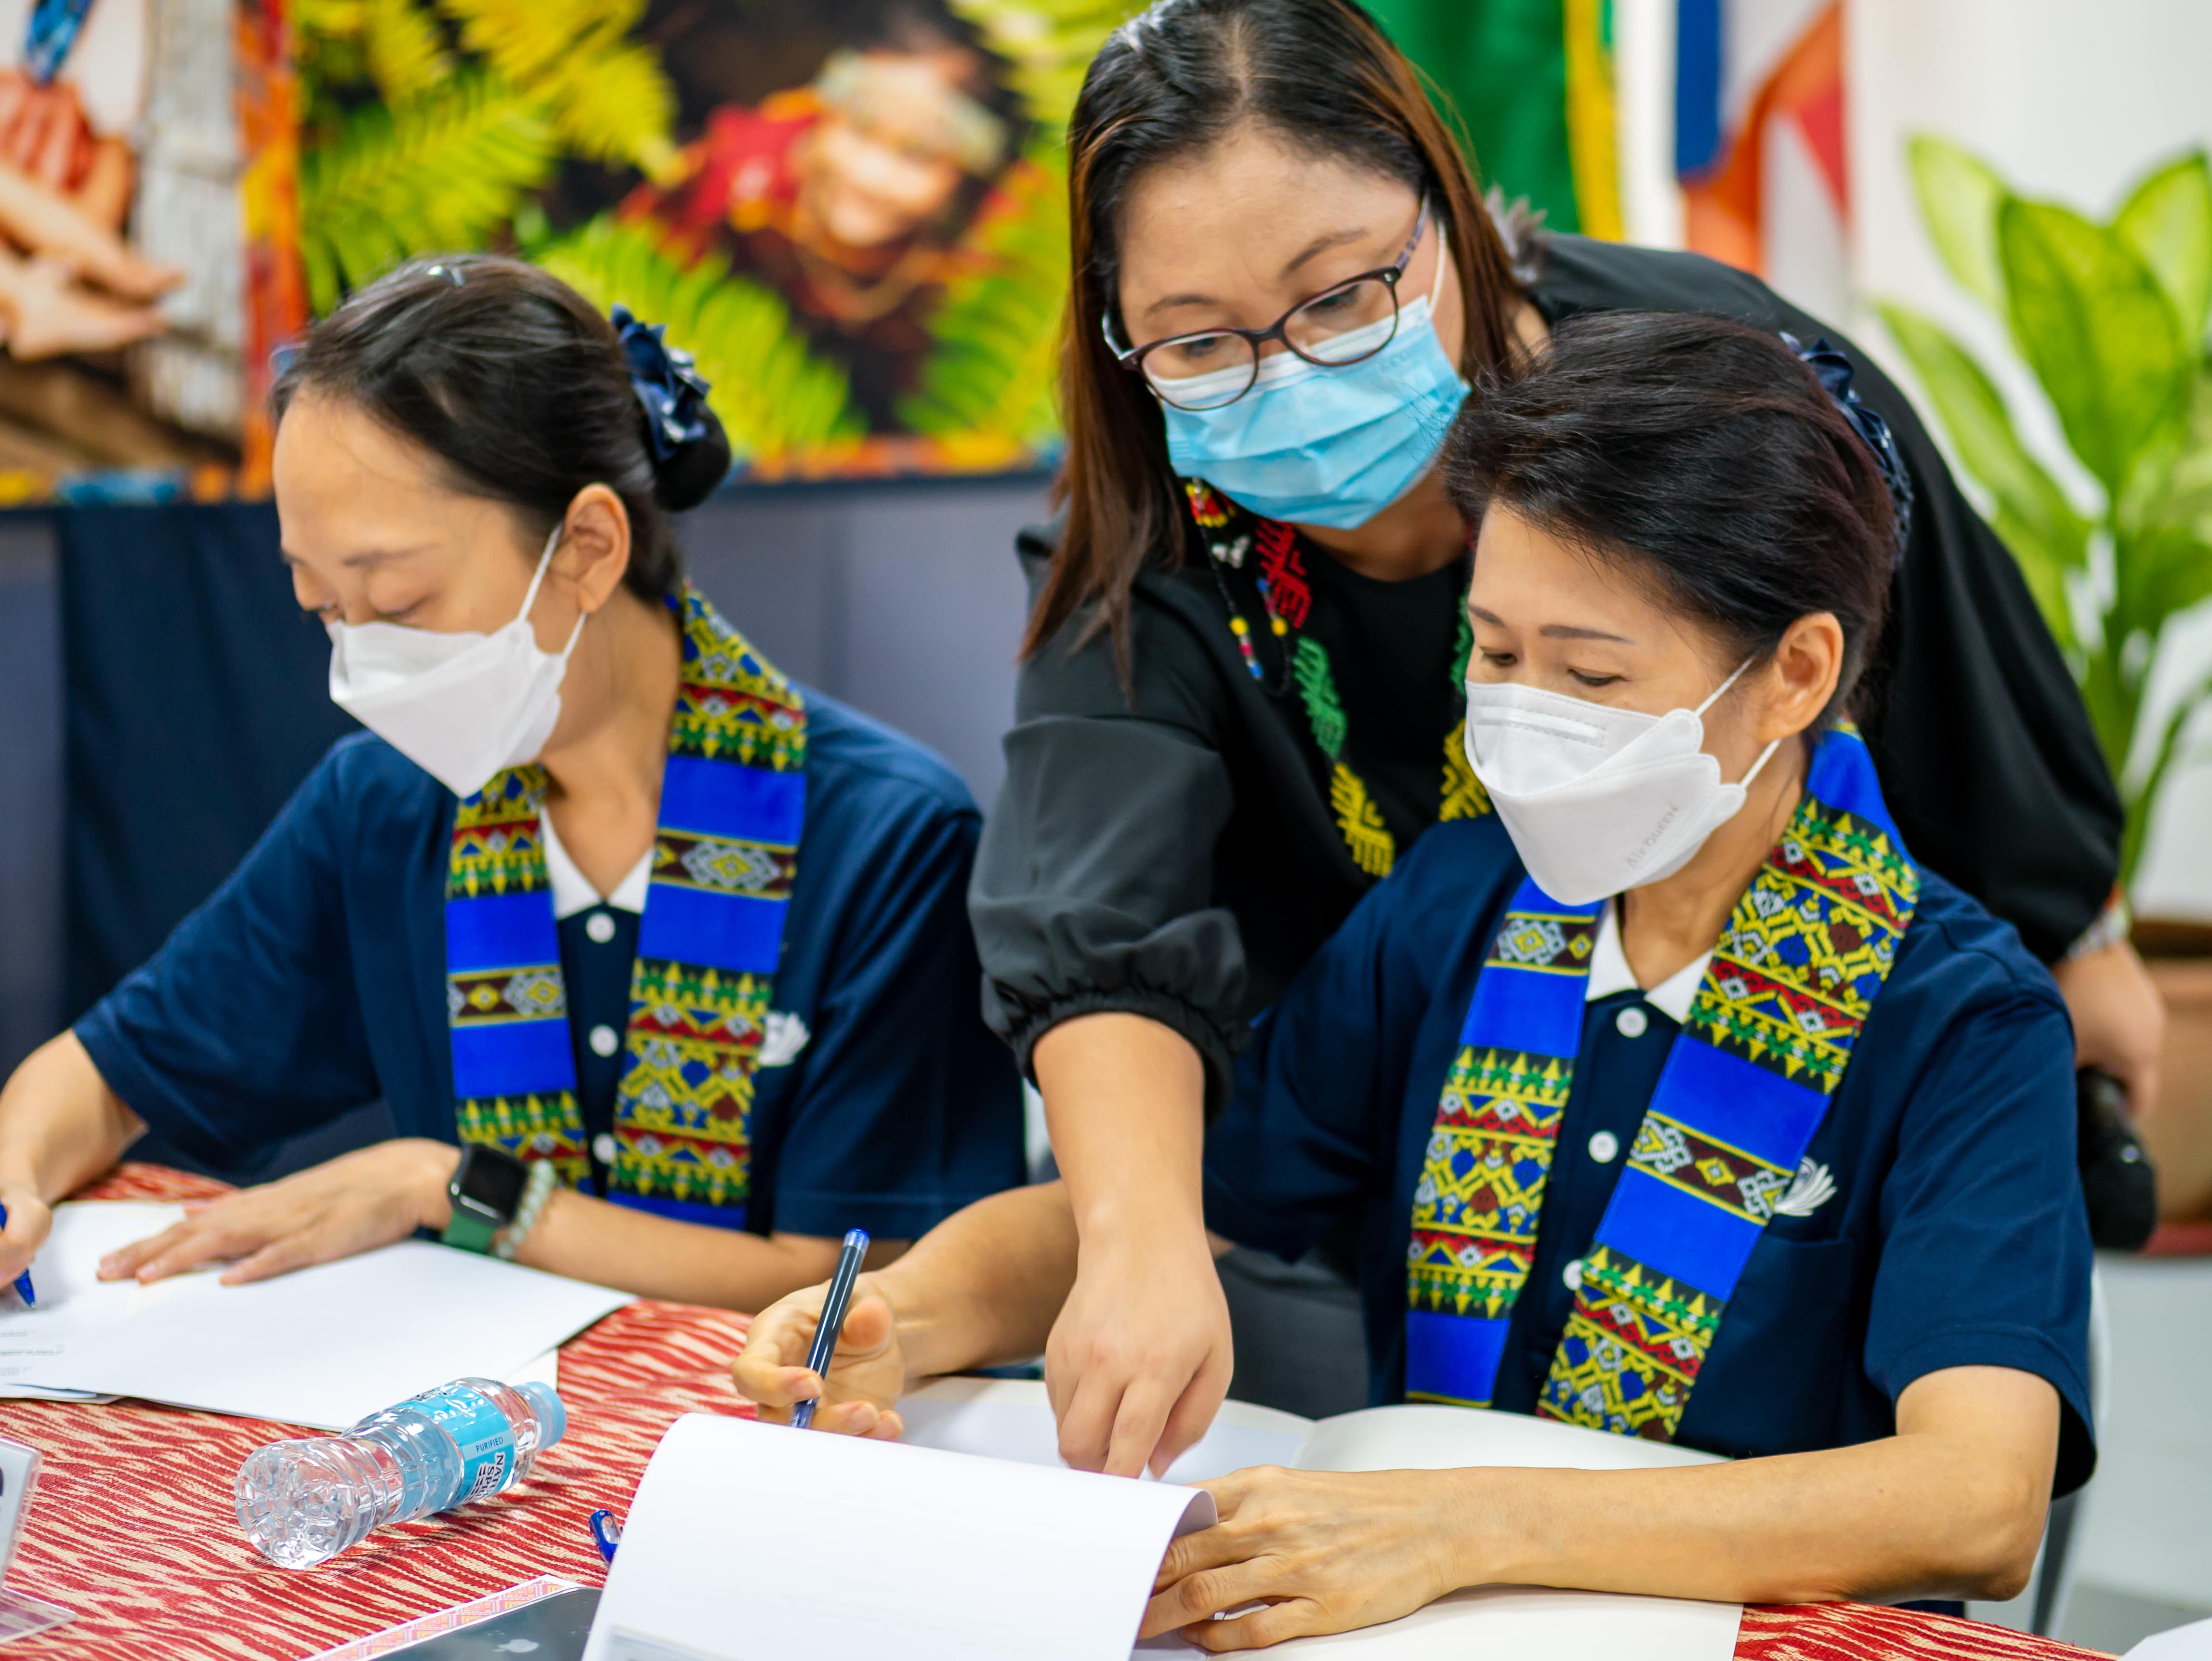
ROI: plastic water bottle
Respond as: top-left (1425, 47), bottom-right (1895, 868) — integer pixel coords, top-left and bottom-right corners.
top-left (235, 1377), bottom-right (567, 1568)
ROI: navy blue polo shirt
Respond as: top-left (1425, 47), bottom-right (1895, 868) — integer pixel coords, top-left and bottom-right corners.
top-left (78, 688), bottom-right (1024, 1240)
top-left (1203, 813), bottom-right (2095, 1493)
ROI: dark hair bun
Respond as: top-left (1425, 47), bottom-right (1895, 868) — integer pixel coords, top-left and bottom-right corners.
top-left (272, 253), bottom-right (698, 603)
top-left (651, 407), bottom-right (732, 512)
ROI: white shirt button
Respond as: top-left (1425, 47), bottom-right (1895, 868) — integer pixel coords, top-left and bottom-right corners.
top-left (592, 1133), bottom-right (619, 1165)
top-left (1563, 1257), bottom-right (1585, 1292)
top-left (1615, 1005), bottom-right (1649, 1038)
top-left (1587, 1130), bottom-right (1620, 1164)
top-left (588, 1024), bottom-right (620, 1057)
top-left (585, 911), bottom-right (617, 944)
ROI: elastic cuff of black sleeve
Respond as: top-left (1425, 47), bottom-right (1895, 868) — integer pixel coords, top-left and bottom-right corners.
top-left (1006, 990), bottom-right (1245, 1121)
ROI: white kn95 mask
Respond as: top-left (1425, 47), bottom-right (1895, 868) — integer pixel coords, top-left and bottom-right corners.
top-left (326, 524), bottom-right (585, 799)
top-left (1461, 661), bottom-right (1781, 905)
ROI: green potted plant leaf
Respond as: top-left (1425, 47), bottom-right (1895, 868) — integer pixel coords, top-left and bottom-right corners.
top-left (1878, 139), bottom-right (2212, 1220)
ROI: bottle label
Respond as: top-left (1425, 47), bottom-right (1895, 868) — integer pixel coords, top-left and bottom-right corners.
top-left (407, 1385), bottom-right (519, 1506)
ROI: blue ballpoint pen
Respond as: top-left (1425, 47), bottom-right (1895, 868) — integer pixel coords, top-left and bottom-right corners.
top-left (790, 1228), bottom-right (869, 1432)
top-left (588, 1508), bottom-right (621, 1563)
top-left (0, 1205), bottom-right (34, 1307)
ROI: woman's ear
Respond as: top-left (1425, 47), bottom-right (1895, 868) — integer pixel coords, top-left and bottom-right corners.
top-left (1758, 612), bottom-right (1846, 740)
top-left (557, 484), bottom-right (633, 613)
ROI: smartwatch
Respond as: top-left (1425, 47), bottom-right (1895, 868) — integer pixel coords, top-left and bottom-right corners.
top-left (442, 1145), bottom-right (531, 1254)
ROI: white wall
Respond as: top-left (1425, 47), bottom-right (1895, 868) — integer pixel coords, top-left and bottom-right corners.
top-left (1847, 0), bottom-right (2212, 919)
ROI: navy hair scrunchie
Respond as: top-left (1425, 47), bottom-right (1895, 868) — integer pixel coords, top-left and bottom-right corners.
top-left (611, 304), bottom-right (714, 464)
top-left (1782, 332), bottom-right (1914, 565)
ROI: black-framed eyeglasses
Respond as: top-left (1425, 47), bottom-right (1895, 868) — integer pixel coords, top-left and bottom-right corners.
top-left (1104, 196), bottom-right (1432, 412)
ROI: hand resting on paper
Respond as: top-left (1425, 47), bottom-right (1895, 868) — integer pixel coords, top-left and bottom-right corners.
top-left (95, 1136), bottom-right (905, 1306)
top-left (0, 1032), bottom-right (902, 1305)
top-left (1140, 1466), bottom-right (1467, 1651)
top-left (99, 1138), bottom-right (458, 1286)
top-left (735, 1181), bottom-right (2067, 1647)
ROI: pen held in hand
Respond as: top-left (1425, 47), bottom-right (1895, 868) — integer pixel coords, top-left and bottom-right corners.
top-left (790, 1227), bottom-right (869, 1432)
top-left (0, 1205), bottom-right (34, 1308)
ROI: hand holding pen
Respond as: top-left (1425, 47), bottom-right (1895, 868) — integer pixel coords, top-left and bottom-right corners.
top-left (0, 1204), bottom-right (35, 1308)
top-left (792, 1228), bottom-right (869, 1431)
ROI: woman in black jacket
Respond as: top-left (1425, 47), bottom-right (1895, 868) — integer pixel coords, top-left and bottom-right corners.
top-left (970, 0), bottom-right (2159, 1476)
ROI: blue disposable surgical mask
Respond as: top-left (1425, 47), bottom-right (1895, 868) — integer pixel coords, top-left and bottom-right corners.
top-left (1158, 254), bottom-right (1469, 530)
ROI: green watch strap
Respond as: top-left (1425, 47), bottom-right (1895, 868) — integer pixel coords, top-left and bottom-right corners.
top-left (440, 1206), bottom-right (501, 1254)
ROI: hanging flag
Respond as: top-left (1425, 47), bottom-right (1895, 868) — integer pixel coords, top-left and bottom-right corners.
top-left (1675, 0), bottom-right (1847, 311)
top-left (1369, 0), bottom-right (1623, 240)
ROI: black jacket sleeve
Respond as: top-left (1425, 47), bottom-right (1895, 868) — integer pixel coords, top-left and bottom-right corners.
top-left (1532, 237), bottom-right (2122, 959)
top-left (1858, 384), bottom-right (2122, 961)
top-left (969, 526), bottom-right (1251, 1099)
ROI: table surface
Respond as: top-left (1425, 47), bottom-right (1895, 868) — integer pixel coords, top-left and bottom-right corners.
top-left (0, 1165), bottom-right (2113, 1661)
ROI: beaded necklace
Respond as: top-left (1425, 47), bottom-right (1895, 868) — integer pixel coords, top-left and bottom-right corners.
top-left (1185, 479), bottom-right (1488, 878)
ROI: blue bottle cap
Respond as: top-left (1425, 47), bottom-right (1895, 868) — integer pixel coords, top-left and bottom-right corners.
top-left (520, 1379), bottom-right (567, 1447)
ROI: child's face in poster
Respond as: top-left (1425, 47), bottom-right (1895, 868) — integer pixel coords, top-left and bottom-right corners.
top-left (798, 51), bottom-right (986, 249)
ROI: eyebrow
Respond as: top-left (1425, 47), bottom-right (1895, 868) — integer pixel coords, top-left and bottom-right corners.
top-left (281, 546), bottom-right (433, 570)
top-left (1468, 605), bottom-right (1634, 644)
top-left (1283, 224), bottom-right (1375, 275)
top-left (1139, 225), bottom-right (1381, 320)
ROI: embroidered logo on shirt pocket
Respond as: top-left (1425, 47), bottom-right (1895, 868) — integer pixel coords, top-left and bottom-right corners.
top-left (760, 1012), bottom-right (810, 1068)
top-left (1771, 1159), bottom-right (1837, 1218)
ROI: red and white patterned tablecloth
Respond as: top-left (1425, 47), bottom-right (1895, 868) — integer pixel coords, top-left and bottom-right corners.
top-left (0, 1166), bottom-right (2112, 1661)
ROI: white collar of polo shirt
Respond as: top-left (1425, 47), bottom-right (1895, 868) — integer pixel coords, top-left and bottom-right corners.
top-left (538, 810), bottom-right (653, 920)
top-left (1583, 898), bottom-right (1711, 1025)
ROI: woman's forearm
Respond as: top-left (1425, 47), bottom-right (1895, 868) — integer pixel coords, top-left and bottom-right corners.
top-left (512, 1188), bottom-right (904, 1312)
top-left (1453, 1370), bottom-right (2055, 1604)
top-left (1030, 1012), bottom-right (1233, 1474)
top-left (872, 1181), bottom-right (1082, 1381)
top-left (1034, 1013), bottom-right (1206, 1239)
top-left (0, 1033), bottom-right (145, 1199)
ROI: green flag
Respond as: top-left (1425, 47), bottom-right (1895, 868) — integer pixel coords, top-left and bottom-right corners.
top-left (1365, 0), bottom-right (1620, 239)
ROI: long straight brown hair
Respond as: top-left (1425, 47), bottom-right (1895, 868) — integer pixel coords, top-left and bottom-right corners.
top-left (1025, 0), bottom-right (1525, 666)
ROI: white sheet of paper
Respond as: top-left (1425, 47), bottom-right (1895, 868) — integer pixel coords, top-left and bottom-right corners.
top-left (2, 1202), bottom-right (630, 1428)
top-left (0, 1202), bottom-right (181, 1398)
top-left (1136, 1585), bottom-right (1742, 1659)
top-left (2125, 1617), bottom-right (2212, 1660)
top-left (1292, 1402), bottom-right (1724, 1475)
top-left (898, 1376), bottom-right (1312, 1483)
top-left (894, 1381), bottom-right (1739, 1661)
top-left (1, 1202), bottom-right (182, 1321)
top-left (585, 1411), bottom-right (1216, 1661)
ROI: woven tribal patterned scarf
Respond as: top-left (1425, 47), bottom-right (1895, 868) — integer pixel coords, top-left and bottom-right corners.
top-left (1405, 726), bottom-right (1917, 1439)
top-left (443, 583), bottom-right (806, 1226)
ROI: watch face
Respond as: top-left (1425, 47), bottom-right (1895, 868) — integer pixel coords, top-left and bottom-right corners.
top-left (457, 1149), bottom-right (530, 1220)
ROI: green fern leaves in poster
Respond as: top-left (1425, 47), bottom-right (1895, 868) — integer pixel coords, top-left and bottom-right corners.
top-left (295, 0), bottom-right (1154, 468)
top-left (435, 0), bottom-right (679, 178)
top-left (297, 0), bottom-right (679, 315)
top-left (909, 1), bottom-right (1142, 448)
top-left (899, 154), bottom-right (1068, 447)
top-left (299, 72), bottom-right (555, 316)
top-left (539, 215), bottom-right (865, 462)
top-left (948, 0), bottom-right (1141, 131)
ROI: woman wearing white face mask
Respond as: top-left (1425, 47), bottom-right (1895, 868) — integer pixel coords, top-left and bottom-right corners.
top-left (0, 254), bottom-right (1022, 1305)
top-left (731, 312), bottom-right (2091, 1646)
top-left (975, 0), bottom-right (2155, 1483)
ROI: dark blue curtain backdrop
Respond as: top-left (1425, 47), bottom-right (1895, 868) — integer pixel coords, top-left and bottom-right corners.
top-left (59, 504), bottom-right (370, 1179)
top-left (60, 503), bottom-right (357, 1028)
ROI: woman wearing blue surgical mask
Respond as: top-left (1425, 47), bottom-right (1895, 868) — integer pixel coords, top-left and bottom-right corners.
top-left (739, 314), bottom-right (2092, 1644)
top-left (0, 254), bottom-right (1022, 1305)
top-left (974, 0), bottom-right (2155, 1481)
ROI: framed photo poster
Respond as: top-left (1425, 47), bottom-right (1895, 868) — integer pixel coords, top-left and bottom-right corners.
top-left (1, 0), bottom-right (1139, 504)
